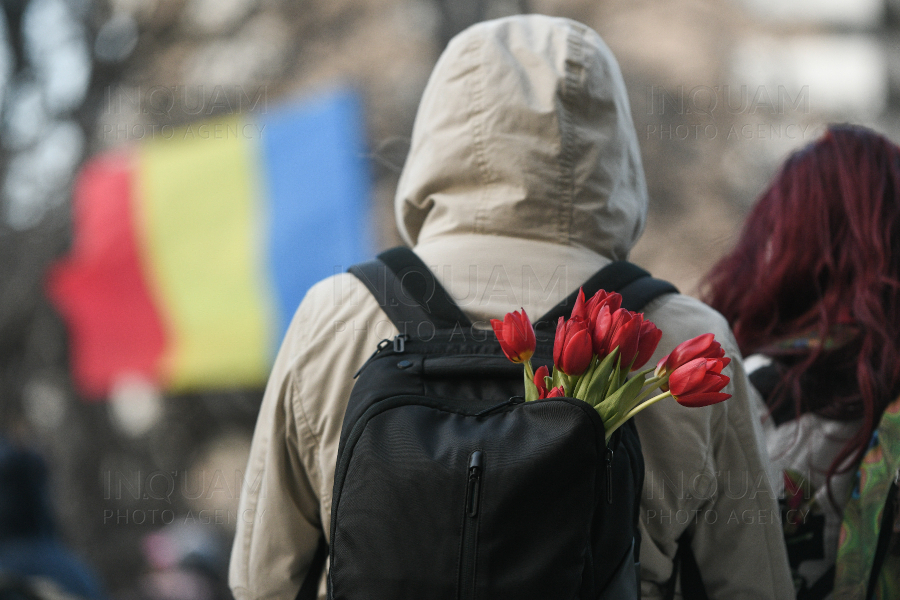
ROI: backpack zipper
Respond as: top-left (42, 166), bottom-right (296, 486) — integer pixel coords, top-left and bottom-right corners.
top-left (606, 448), bottom-right (614, 504)
top-left (474, 396), bottom-right (525, 417)
top-left (460, 450), bottom-right (483, 600)
top-left (353, 334), bottom-right (408, 378)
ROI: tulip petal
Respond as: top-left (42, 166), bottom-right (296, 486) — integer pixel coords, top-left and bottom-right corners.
top-left (511, 310), bottom-right (536, 355)
top-left (494, 309), bottom-right (536, 363)
top-left (534, 365), bottom-right (549, 393)
top-left (669, 358), bottom-right (710, 395)
top-left (561, 327), bottom-right (593, 376)
top-left (586, 289), bottom-right (623, 326)
top-left (674, 392), bottom-right (731, 408)
top-left (665, 333), bottom-right (718, 372)
top-left (571, 288), bottom-right (588, 323)
top-left (669, 355), bottom-right (731, 411)
top-left (633, 321), bottom-right (662, 370)
top-left (591, 305), bottom-right (613, 356)
top-left (490, 318), bottom-right (504, 339)
top-left (609, 310), bottom-right (641, 367)
top-left (505, 313), bottom-right (525, 352)
top-left (695, 373), bottom-right (730, 394)
top-left (553, 316), bottom-right (566, 367)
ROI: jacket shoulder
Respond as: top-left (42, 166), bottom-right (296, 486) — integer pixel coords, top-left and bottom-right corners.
top-left (291, 272), bottom-right (383, 327)
top-left (275, 272), bottom-right (389, 369)
top-left (644, 292), bottom-right (736, 349)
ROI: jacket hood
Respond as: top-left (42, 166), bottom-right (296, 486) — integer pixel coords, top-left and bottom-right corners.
top-left (395, 15), bottom-right (647, 261)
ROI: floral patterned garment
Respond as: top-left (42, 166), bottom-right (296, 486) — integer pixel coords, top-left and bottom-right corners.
top-left (834, 396), bottom-right (900, 599)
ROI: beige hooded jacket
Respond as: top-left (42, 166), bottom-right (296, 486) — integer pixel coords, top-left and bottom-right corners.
top-left (229, 15), bottom-right (794, 600)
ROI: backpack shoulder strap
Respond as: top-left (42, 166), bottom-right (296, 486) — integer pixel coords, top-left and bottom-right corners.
top-left (536, 261), bottom-right (678, 328)
top-left (348, 246), bottom-right (472, 334)
top-left (350, 252), bottom-right (677, 333)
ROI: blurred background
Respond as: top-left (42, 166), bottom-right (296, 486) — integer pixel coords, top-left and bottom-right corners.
top-left (0, 0), bottom-right (898, 597)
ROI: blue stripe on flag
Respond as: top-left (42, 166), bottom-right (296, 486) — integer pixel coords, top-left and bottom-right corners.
top-left (258, 89), bottom-right (371, 342)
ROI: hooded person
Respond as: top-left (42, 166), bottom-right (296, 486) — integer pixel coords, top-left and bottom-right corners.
top-left (229, 14), bottom-right (794, 600)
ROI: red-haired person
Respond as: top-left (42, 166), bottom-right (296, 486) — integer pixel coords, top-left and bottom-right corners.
top-left (704, 124), bottom-right (900, 599)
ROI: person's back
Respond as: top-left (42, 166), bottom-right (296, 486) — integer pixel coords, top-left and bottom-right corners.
top-left (705, 124), bottom-right (900, 598)
top-left (229, 14), bottom-right (793, 600)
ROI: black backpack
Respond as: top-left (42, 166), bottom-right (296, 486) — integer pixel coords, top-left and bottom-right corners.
top-left (325, 247), bottom-right (677, 600)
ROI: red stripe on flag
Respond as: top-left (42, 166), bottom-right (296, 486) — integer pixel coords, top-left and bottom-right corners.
top-left (46, 151), bottom-right (167, 399)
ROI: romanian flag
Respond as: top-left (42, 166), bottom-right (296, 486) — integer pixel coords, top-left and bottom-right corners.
top-left (47, 90), bottom-right (370, 399)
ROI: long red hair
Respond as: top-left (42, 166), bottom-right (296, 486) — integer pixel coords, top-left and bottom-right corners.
top-left (704, 124), bottom-right (900, 482)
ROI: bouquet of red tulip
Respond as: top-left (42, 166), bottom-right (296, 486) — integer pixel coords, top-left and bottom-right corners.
top-left (491, 288), bottom-right (732, 442)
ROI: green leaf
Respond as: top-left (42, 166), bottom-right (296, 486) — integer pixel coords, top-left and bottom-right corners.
top-left (572, 355), bottom-right (599, 399)
top-left (581, 349), bottom-right (619, 406)
top-left (605, 351), bottom-right (626, 393)
top-left (594, 395), bottom-right (622, 424)
top-left (620, 367), bottom-right (656, 413)
top-left (551, 365), bottom-right (563, 389)
top-left (596, 371), bottom-right (648, 424)
top-left (562, 373), bottom-right (573, 396)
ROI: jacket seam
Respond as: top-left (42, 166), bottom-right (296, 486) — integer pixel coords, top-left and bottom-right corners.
top-left (291, 322), bottom-right (323, 460)
top-left (293, 371), bottom-right (322, 450)
top-left (465, 30), bottom-right (494, 236)
top-left (557, 23), bottom-right (585, 246)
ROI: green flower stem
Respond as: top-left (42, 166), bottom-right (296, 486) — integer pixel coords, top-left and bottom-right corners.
top-left (523, 360), bottom-right (538, 402)
top-left (524, 361), bottom-right (535, 382)
top-left (603, 390), bottom-right (673, 442)
top-left (623, 390), bottom-right (673, 421)
top-left (640, 374), bottom-right (665, 391)
top-left (618, 370), bottom-right (664, 414)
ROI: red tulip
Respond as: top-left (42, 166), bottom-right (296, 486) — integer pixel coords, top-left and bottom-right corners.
top-left (656, 333), bottom-right (726, 375)
top-left (607, 309), bottom-right (642, 366)
top-left (570, 288), bottom-right (623, 329)
top-left (546, 386), bottom-right (566, 398)
top-left (533, 365), bottom-right (550, 396)
top-left (585, 289), bottom-right (622, 325)
top-left (668, 357), bottom-right (731, 407)
top-left (491, 309), bottom-right (536, 364)
top-left (590, 308), bottom-right (660, 370)
top-left (591, 304), bottom-right (615, 356)
top-left (633, 319), bottom-right (662, 370)
top-left (532, 365), bottom-right (565, 399)
top-left (570, 288), bottom-right (589, 323)
top-left (553, 316), bottom-right (593, 376)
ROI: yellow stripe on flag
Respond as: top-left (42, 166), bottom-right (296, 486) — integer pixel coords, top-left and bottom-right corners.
top-left (135, 118), bottom-right (274, 391)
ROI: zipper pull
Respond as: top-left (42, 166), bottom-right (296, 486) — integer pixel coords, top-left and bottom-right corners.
top-left (467, 450), bottom-right (483, 517)
top-left (353, 334), bottom-right (408, 378)
top-left (606, 448), bottom-right (613, 505)
top-left (475, 396), bottom-right (524, 417)
top-left (393, 334), bottom-right (407, 353)
top-left (353, 338), bottom-right (392, 378)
